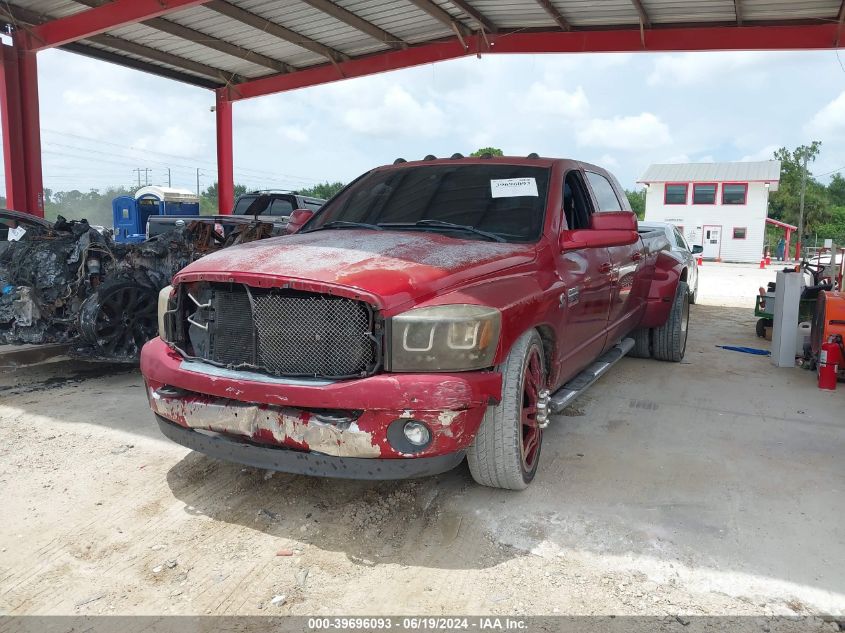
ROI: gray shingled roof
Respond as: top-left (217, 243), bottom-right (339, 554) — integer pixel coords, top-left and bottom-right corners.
top-left (638, 160), bottom-right (782, 183)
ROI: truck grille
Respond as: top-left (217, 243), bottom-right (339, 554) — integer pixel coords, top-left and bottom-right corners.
top-left (197, 285), bottom-right (378, 379)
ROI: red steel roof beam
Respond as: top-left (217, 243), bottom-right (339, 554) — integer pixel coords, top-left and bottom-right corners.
top-left (27, 0), bottom-right (210, 51)
top-left (226, 23), bottom-right (839, 102)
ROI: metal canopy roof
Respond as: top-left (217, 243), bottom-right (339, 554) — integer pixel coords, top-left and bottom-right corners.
top-left (639, 160), bottom-right (783, 183)
top-left (1, 0), bottom-right (844, 100)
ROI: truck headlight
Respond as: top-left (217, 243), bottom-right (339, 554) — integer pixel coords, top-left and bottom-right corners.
top-left (389, 305), bottom-right (501, 372)
top-left (157, 285), bottom-right (175, 343)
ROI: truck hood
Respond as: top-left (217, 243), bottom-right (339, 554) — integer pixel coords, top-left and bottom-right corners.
top-left (176, 229), bottom-right (536, 310)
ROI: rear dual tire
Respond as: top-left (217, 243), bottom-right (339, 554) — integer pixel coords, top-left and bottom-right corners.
top-left (627, 281), bottom-right (690, 362)
top-left (652, 281), bottom-right (689, 362)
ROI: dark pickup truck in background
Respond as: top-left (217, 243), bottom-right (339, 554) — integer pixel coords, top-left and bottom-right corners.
top-left (146, 190), bottom-right (326, 238)
top-left (143, 155), bottom-right (691, 490)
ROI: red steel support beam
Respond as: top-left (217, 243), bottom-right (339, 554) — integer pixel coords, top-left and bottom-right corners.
top-left (0, 44), bottom-right (26, 211)
top-left (28, 0), bottom-right (209, 51)
top-left (18, 36), bottom-right (44, 216)
top-left (0, 34), bottom-right (44, 216)
top-left (215, 89), bottom-right (234, 215)
top-left (225, 23), bottom-right (841, 101)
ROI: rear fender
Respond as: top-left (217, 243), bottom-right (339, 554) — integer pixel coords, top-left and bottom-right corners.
top-left (640, 252), bottom-right (684, 329)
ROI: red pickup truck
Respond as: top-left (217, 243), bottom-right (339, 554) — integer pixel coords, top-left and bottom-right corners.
top-left (141, 155), bottom-right (689, 490)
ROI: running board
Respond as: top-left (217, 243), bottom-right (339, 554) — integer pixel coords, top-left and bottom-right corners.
top-left (548, 338), bottom-right (635, 415)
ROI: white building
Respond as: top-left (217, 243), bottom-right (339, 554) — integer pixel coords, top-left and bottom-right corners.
top-left (638, 161), bottom-right (782, 263)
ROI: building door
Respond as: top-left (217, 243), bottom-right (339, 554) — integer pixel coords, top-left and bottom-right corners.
top-left (702, 224), bottom-right (722, 259)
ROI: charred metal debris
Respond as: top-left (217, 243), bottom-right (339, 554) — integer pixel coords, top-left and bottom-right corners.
top-left (0, 213), bottom-right (276, 361)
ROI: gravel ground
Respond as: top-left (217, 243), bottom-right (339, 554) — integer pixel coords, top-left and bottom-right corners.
top-left (0, 263), bottom-right (843, 617)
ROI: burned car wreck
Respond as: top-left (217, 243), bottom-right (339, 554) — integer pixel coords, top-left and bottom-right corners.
top-left (0, 209), bottom-right (280, 361)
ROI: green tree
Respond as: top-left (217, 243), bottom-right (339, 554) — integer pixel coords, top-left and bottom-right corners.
top-left (470, 147), bottom-right (504, 157)
top-left (625, 188), bottom-right (646, 219)
top-left (768, 142), bottom-right (829, 237)
top-left (297, 181), bottom-right (345, 200)
top-left (200, 182), bottom-right (248, 214)
top-left (828, 173), bottom-right (845, 206)
top-left (814, 206), bottom-right (845, 245)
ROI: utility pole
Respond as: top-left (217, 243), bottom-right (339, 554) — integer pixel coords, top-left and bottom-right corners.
top-left (166, 168), bottom-right (172, 188)
top-left (133, 167), bottom-right (151, 187)
top-left (196, 168), bottom-right (201, 198)
top-left (797, 152), bottom-right (808, 262)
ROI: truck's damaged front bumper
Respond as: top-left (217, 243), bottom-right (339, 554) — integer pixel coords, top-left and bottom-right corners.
top-left (140, 337), bottom-right (502, 479)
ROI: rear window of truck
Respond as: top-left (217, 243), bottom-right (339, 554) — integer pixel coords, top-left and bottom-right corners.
top-left (309, 164), bottom-right (550, 242)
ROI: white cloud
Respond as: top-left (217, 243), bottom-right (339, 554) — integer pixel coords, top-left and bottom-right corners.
top-left (598, 154), bottom-right (619, 168)
top-left (279, 125), bottom-right (308, 144)
top-left (740, 145), bottom-right (779, 162)
top-left (576, 113), bottom-right (672, 150)
top-left (806, 91), bottom-right (845, 139)
top-left (63, 88), bottom-right (130, 106)
top-left (522, 84), bottom-right (589, 118)
top-left (342, 86), bottom-right (446, 138)
top-left (646, 51), bottom-right (789, 87)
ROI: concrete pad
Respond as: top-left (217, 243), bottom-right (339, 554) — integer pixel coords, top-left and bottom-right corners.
top-left (0, 300), bottom-right (842, 616)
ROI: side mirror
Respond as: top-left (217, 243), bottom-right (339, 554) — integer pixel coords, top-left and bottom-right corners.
top-left (285, 208), bottom-right (315, 234)
top-left (589, 211), bottom-right (638, 231)
top-left (560, 229), bottom-right (639, 251)
top-left (691, 244), bottom-right (704, 254)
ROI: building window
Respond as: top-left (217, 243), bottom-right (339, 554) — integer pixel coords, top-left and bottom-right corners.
top-left (693, 183), bottom-right (717, 204)
top-left (664, 183), bottom-right (688, 205)
top-left (733, 227), bottom-right (747, 239)
top-left (722, 183), bottom-right (748, 205)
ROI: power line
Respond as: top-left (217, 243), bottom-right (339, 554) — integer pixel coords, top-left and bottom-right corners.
top-left (41, 128), bottom-right (325, 184)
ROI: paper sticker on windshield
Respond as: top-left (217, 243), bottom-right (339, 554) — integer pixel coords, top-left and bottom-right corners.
top-left (490, 178), bottom-right (538, 198)
top-left (7, 226), bottom-right (26, 241)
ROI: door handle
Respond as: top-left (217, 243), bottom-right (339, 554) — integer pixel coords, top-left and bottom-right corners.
top-left (631, 252), bottom-right (643, 262)
top-left (599, 262), bottom-right (612, 274)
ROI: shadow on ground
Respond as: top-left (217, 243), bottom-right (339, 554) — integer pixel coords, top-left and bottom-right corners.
top-left (161, 305), bottom-right (844, 602)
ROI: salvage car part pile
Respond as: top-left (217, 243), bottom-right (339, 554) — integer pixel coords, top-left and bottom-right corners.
top-left (0, 211), bottom-right (276, 361)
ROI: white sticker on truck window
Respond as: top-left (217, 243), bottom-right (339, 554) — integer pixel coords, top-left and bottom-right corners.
top-left (490, 178), bottom-right (538, 198)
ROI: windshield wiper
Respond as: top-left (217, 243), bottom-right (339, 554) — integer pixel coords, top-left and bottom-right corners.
top-left (380, 220), bottom-right (505, 242)
top-left (304, 220), bottom-right (383, 233)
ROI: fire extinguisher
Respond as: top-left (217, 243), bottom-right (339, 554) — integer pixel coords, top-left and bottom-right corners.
top-left (818, 335), bottom-right (844, 391)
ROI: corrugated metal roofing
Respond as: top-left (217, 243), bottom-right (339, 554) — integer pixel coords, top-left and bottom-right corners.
top-left (639, 160), bottom-right (783, 183)
top-left (2, 0), bottom-right (842, 93)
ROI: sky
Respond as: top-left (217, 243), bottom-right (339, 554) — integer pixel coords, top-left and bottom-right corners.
top-left (10, 45), bottom-right (845, 197)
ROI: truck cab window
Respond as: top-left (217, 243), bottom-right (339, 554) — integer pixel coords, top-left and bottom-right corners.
top-left (564, 171), bottom-right (593, 230)
top-left (585, 171), bottom-right (622, 212)
top-left (268, 199), bottom-right (294, 216)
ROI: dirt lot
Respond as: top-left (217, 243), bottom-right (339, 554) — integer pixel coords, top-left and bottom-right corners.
top-left (1, 263), bottom-right (843, 616)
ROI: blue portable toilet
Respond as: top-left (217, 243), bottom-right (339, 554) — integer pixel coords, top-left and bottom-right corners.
top-left (134, 186), bottom-right (200, 216)
top-left (112, 195), bottom-right (151, 243)
top-left (112, 186), bottom-right (200, 243)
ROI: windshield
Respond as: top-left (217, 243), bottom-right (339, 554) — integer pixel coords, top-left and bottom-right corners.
top-left (307, 164), bottom-right (550, 242)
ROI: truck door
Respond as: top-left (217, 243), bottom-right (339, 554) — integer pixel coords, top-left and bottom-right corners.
top-left (555, 170), bottom-right (613, 379)
top-left (585, 171), bottom-right (646, 345)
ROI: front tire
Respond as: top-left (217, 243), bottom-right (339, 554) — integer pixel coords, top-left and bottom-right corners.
top-left (652, 281), bottom-right (689, 362)
top-left (467, 330), bottom-right (546, 490)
